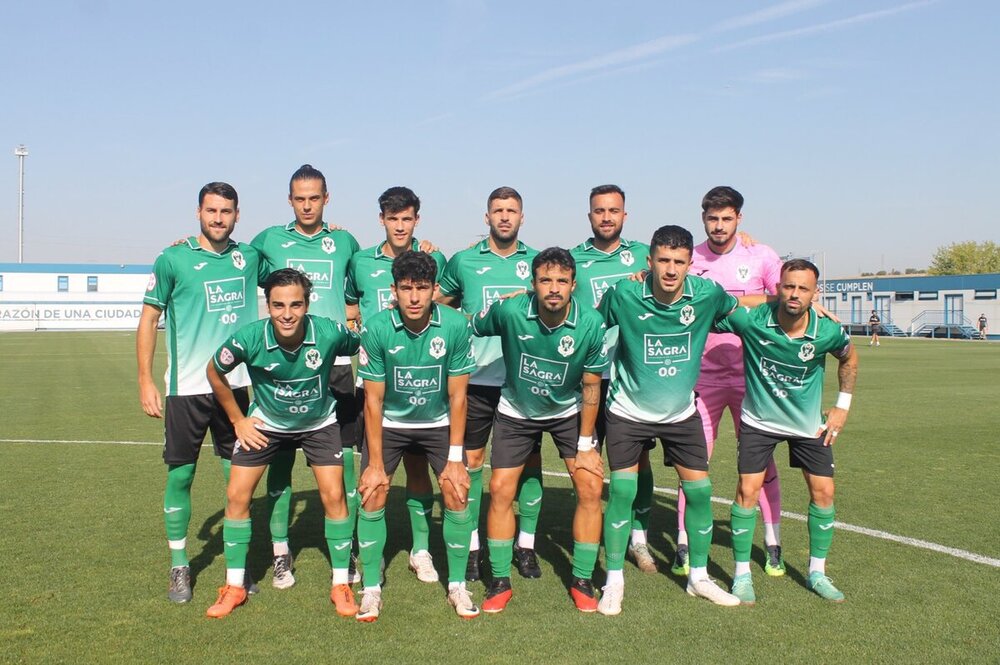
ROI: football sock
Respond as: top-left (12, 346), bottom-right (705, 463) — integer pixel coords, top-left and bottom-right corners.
top-left (632, 466), bottom-right (654, 534)
top-left (443, 507), bottom-right (474, 584)
top-left (467, 465), bottom-right (484, 539)
top-left (222, 517), bottom-right (251, 586)
top-left (572, 541), bottom-right (599, 580)
top-left (488, 538), bottom-right (514, 578)
top-left (342, 447), bottom-right (359, 527)
top-left (759, 462), bottom-right (782, 543)
top-left (516, 466), bottom-right (543, 539)
top-left (325, 516), bottom-right (353, 584)
top-left (219, 458), bottom-right (231, 485)
top-left (730, 504), bottom-right (757, 572)
top-left (681, 477), bottom-right (714, 569)
top-left (763, 522), bottom-right (781, 549)
top-left (406, 492), bottom-right (434, 554)
top-left (604, 471), bottom-right (638, 572)
top-left (808, 502), bottom-right (835, 562)
top-left (164, 463), bottom-right (196, 567)
top-left (267, 448), bottom-right (295, 549)
top-left (357, 508), bottom-right (387, 588)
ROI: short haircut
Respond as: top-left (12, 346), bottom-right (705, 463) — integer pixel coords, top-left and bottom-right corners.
top-left (379, 186), bottom-right (421, 215)
top-left (263, 268), bottom-right (313, 302)
top-left (532, 246), bottom-right (576, 280)
top-left (650, 225), bottom-right (694, 253)
top-left (392, 250), bottom-right (438, 285)
top-left (590, 184), bottom-right (625, 204)
top-left (701, 186), bottom-right (744, 213)
top-left (781, 258), bottom-right (820, 280)
top-left (198, 182), bottom-right (238, 208)
top-left (487, 186), bottom-right (522, 209)
top-left (289, 164), bottom-right (327, 195)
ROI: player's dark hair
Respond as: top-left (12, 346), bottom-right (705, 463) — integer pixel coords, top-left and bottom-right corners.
top-left (487, 186), bottom-right (522, 209)
top-left (701, 186), bottom-right (743, 213)
top-left (781, 258), bottom-right (820, 279)
top-left (198, 182), bottom-right (238, 208)
top-left (263, 268), bottom-right (313, 303)
top-left (650, 225), bottom-right (694, 254)
top-left (392, 250), bottom-right (438, 285)
top-left (289, 164), bottom-right (327, 195)
top-left (379, 186), bottom-right (421, 215)
top-left (532, 247), bottom-right (576, 280)
top-left (590, 184), bottom-right (625, 204)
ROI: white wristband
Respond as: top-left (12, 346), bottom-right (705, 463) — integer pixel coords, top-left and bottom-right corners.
top-left (447, 446), bottom-right (464, 463)
top-left (835, 392), bottom-right (852, 411)
top-left (577, 435), bottom-right (596, 452)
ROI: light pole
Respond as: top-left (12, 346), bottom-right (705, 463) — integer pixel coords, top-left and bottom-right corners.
top-left (15, 145), bottom-right (28, 263)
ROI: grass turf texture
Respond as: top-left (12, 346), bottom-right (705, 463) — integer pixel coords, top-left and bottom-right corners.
top-left (1, 332), bottom-right (998, 663)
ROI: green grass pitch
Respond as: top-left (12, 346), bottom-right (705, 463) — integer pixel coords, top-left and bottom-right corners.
top-left (1, 332), bottom-right (998, 663)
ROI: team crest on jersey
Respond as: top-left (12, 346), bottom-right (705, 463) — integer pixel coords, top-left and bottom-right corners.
top-left (358, 346), bottom-right (369, 366)
top-left (429, 336), bottom-right (447, 359)
top-left (322, 237), bottom-right (336, 254)
top-left (679, 305), bottom-right (696, 326)
top-left (515, 260), bottom-right (530, 280)
top-left (232, 251), bottom-right (246, 271)
top-left (557, 335), bottom-right (575, 357)
top-left (220, 347), bottom-right (235, 365)
top-left (620, 250), bottom-right (635, 267)
top-left (798, 342), bottom-right (816, 362)
top-left (736, 264), bottom-right (751, 283)
top-left (146, 273), bottom-right (156, 292)
top-left (305, 348), bottom-right (323, 370)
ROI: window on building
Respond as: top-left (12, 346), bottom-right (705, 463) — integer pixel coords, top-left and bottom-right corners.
top-left (974, 289), bottom-right (997, 300)
top-left (0, 275), bottom-right (4, 292)
top-left (918, 291), bottom-right (939, 300)
top-left (87, 276), bottom-right (98, 292)
top-left (894, 291), bottom-right (914, 302)
top-left (57, 275), bottom-right (69, 292)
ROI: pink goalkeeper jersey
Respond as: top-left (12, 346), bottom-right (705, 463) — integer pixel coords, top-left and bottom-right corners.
top-left (692, 239), bottom-right (783, 387)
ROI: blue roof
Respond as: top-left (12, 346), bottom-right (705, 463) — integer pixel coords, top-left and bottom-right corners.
top-left (821, 273), bottom-right (1000, 294)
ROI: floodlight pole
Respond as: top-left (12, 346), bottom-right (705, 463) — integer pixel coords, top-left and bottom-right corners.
top-left (15, 145), bottom-right (28, 263)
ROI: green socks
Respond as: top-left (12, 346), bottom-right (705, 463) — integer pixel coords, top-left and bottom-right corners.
top-left (342, 447), bottom-right (359, 525)
top-left (488, 538), bottom-right (514, 578)
top-left (572, 541), bottom-right (600, 580)
top-left (222, 517), bottom-right (252, 572)
top-left (164, 463), bottom-right (196, 567)
top-left (357, 508), bottom-right (387, 588)
top-left (808, 502), bottom-right (836, 559)
top-left (516, 466), bottom-right (544, 536)
top-left (219, 458), bottom-right (231, 485)
top-left (604, 471), bottom-right (638, 571)
top-left (325, 516), bottom-right (354, 578)
top-left (681, 478), bottom-right (714, 568)
top-left (730, 504), bottom-right (757, 564)
top-left (267, 449), bottom-right (295, 547)
top-left (467, 466), bottom-right (484, 544)
top-left (632, 466), bottom-right (654, 532)
top-left (406, 492), bottom-right (434, 554)
top-left (443, 507), bottom-right (474, 584)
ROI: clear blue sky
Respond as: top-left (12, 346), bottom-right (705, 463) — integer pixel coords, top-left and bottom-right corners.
top-left (2, 0), bottom-right (997, 277)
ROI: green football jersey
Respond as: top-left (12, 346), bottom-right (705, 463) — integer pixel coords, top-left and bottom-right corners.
top-left (251, 223), bottom-right (360, 325)
top-left (345, 239), bottom-right (448, 322)
top-left (213, 314), bottom-right (360, 433)
top-left (438, 239), bottom-right (538, 386)
top-left (716, 303), bottom-right (852, 438)
top-left (144, 237), bottom-right (265, 396)
top-left (357, 304), bottom-right (475, 427)
top-left (598, 274), bottom-right (738, 423)
top-left (472, 293), bottom-right (608, 419)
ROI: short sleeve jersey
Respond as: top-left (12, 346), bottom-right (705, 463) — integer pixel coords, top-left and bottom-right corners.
top-left (143, 238), bottom-right (264, 395)
top-left (345, 239), bottom-right (448, 322)
top-left (472, 293), bottom-right (608, 420)
top-left (438, 239), bottom-right (538, 386)
top-left (213, 314), bottom-right (360, 433)
top-left (716, 304), bottom-right (851, 438)
top-left (691, 239), bottom-right (783, 387)
top-left (598, 274), bottom-right (738, 424)
top-left (869, 313), bottom-right (880, 326)
top-left (357, 304), bottom-right (475, 428)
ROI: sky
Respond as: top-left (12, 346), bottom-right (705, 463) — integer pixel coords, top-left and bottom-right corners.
top-left (2, 0), bottom-right (998, 277)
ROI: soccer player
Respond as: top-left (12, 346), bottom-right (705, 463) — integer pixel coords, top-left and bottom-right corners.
top-left (718, 259), bottom-right (858, 604)
top-left (250, 165), bottom-right (361, 588)
top-left (354, 251), bottom-right (478, 621)
top-left (472, 247), bottom-right (608, 613)
top-left (137, 181), bottom-right (266, 603)
top-left (979, 313), bottom-right (988, 340)
top-left (869, 310), bottom-right (881, 346)
top-left (596, 224), bottom-right (765, 614)
top-left (345, 187), bottom-right (449, 584)
top-left (670, 186), bottom-right (786, 578)
top-left (437, 187), bottom-right (541, 581)
top-left (570, 184), bottom-right (657, 574)
top-left (204, 268), bottom-right (361, 618)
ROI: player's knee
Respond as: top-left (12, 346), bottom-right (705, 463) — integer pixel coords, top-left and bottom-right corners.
top-left (225, 487), bottom-right (253, 518)
top-left (466, 448), bottom-right (485, 468)
top-left (488, 474), bottom-right (518, 507)
top-left (736, 477), bottom-right (762, 508)
top-left (574, 475), bottom-right (603, 506)
top-left (608, 474), bottom-right (638, 505)
top-left (809, 482), bottom-right (834, 507)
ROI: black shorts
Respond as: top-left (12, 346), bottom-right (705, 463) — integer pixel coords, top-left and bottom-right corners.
top-left (737, 423), bottom-right (834, 477)
top-left (231, 421), bottom-right (344, 467)
top-left (360, 426), bottom-right (458, 477)
top-left (330, 364), bottom-right (360, 449)
top-left (490, 411), bottom-right (581, 469)
top-left (466, 384), bottom-right (501, 450)
top-left (604, 409), bottom-right (709, 472)
top-left (163, 388), bottom-right (250, 465)
top-left (596, 379), bottom-right (654, 451)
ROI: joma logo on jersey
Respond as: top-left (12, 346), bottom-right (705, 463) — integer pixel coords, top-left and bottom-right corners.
top-left (287, 259), bottom-right (334, 289)
top-left (394, 366), bottom-right (442, 395)
top-left (759, 357), bottom-right (807, 388)
top-left (482, 285), bottom-right (522, 309)
top-left (643, 333), bottom-right (691, 365)
top-left (274, 375), bottom-right (323, 404)
top-left (377, 288), bottom-right (394, 311)
top-left (519, 354), bottom-right (568, 386)
top-left (204, 277), bottom-right (246, 312)
top-left (590, 273), bottom-right (631, 304)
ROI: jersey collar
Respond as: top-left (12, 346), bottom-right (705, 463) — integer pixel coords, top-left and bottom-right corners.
top-left (526, 294), bottom-right (579, 328)
top-left (766, 304), bottom-right (819, 340)
top-left (264, 314), bottom-right (317, 351)
top-left (375, 238), bottom-right (421, 258)
top-left (283, 221), bottom-right (334, 237)
top-left (581, 237), bottom-right (635, 255)
top-left (477, 238), bottom-right (529, 256)
top-left (389, 303), bottom-right (442, 332)
top-left (641, 274), bottom-right (694, 304)
top-left (185, 237), bottom-right (239, 255)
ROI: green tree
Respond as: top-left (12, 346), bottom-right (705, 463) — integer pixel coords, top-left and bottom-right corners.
top-left (928, 241), bottom-right (1000, 275)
